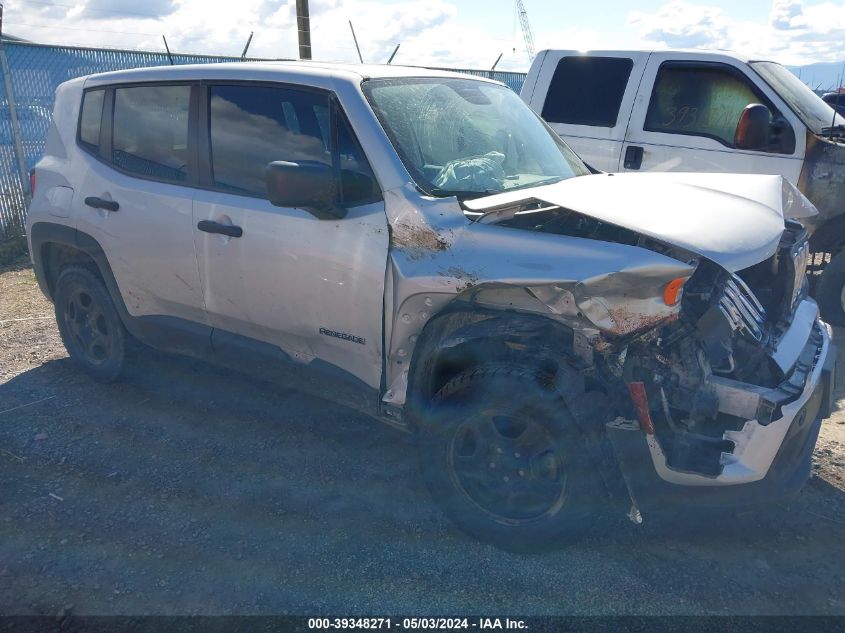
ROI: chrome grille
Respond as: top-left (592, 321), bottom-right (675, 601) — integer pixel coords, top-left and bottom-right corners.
top-left (718, 274), bottom-right (766, 342)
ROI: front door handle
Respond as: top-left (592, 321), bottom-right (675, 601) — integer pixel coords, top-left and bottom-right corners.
top-left (623, 145), bottom-right (644, 170)
top-left (197, 219), bottom-right (243, 238)
top-left (84, 196), bottom-right (119, 212)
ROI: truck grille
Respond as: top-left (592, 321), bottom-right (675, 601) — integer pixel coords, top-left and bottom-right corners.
top-left (719, 274), bottom-right (766, 342)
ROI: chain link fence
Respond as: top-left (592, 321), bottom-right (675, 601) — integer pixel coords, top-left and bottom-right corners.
top-left (0, 41), bottom-right (525, 241)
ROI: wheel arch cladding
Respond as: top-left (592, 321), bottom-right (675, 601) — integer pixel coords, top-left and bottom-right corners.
top-left (405, 308), bottom-right (576, 417)
top-left (29, 222), bottom-right (128, 319)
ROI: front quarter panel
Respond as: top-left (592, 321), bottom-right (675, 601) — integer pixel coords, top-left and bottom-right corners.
top-left (383, 186), bottom-right (694, 406)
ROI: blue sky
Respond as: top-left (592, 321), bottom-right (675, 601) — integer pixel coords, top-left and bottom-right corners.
top-left (8, 0), bottom-right (845, 72)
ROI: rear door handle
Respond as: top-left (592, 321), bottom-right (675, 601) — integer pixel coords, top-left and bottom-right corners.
top-left (197, 219), bottom-right (243, 238)
top-left (623, 145), bottom-right (644, 170)
top-left (84, 196), bottom-right (119, 212)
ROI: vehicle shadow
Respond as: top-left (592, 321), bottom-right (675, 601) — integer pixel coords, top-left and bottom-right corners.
top-left (1, 346), bottom-right (844, 615)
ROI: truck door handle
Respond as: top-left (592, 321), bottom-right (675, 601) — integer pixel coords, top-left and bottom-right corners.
top-left (624, 145), bottom-right (644, 170)
top-left (84, 196), bottom-right (119, 212)
top-left (197, 219), bottom-right (243, 238)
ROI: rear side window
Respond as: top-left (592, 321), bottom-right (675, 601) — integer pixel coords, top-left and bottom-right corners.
top-left (78, 89), bottom-right (104, 153)
top-left (112, 85), bottom-right (191, 182)
top-left (208, 84), bottom-right (379, 205)
top-left (541, 56), bottom-right (634, 127)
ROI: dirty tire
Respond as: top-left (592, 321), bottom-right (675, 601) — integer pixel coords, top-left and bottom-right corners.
top-left (417, 363), bottom-right (604, 552)
top-left (818, 251), bottom-right (845, 327)
top-left (53, 266), bottom-right (127, 382)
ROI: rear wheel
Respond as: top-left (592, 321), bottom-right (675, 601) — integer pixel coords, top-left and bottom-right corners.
top-left (818, 251), bottom-right (845, 326)
top-left (416, 363), bottom-right (605, 552)
top-left (53, 266), bottom-right (127, 382)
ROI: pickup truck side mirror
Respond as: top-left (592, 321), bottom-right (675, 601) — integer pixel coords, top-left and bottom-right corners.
top-left (734, 104), bottom-right (771, 151)
top-left (265, 160), bottom-right (346, 220)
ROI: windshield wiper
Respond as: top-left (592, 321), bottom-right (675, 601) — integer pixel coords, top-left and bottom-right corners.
top-left (822, 124), bottom-right (845, 137)
top-left (424, 186), bottom-right (500, 200)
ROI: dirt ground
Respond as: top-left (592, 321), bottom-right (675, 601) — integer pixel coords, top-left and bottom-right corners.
top-left (1, 257), bottom-right (844, 616)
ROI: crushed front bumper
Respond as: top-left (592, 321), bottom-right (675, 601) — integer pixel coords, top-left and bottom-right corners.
top-left (606, 303), bottom-right (836, 511)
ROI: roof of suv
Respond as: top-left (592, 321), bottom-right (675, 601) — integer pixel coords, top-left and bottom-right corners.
top-left (83, 60), bottom-right (500, 88)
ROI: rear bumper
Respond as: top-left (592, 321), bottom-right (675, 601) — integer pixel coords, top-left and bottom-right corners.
top-left (607, 318), bottom-right (836, 511)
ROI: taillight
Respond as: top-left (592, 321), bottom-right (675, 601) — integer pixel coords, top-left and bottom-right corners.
top-left (29, 169), bottom-right (35, 197)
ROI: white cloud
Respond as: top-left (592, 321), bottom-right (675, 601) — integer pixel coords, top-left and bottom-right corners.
top-left (627, 0), bottom-right (845, 65)
top-left (628, 1), bottom-right (732, 49)
top-left (770, 0), bottom-right (805, 30)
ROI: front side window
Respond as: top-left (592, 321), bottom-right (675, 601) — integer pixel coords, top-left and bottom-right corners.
top-left (112, 85), bottom-right (191, 182)
top-left (209, 85), bottom-right (330, 197)
top-left (208, 84), bottom-right (379, 205)
top-left (645, 63), bottom-right (790, 152)
top-left (542, 56), bottom-right (634, 127)
top-left (363, 77), bottom-right (589, 198)
top-left (78, 89), bottom-right (104, 153)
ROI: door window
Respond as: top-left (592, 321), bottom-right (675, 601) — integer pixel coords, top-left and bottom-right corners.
top-left (541, 56), bottom-right (634, 127)
top-left (208, 84), bottom-right (379, 205)
top-left (644, 63), bottom-right (792, 152)
top-left (112, 85), bottom-right (191, 182)
top-left (78, 89), bottom-right (104, 153)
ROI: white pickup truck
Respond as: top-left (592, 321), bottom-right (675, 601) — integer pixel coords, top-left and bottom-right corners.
top-left (521, 49), bottom-right (845, 323)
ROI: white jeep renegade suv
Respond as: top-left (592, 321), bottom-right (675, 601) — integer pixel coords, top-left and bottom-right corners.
top-left (27, 62), bottom-right (835, 551)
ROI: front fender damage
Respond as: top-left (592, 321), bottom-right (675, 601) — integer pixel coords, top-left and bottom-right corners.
top-left (382, 187), bottom-right (696, 409)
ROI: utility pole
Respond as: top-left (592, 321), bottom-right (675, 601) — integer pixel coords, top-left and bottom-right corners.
top-left (296, 0), bottom-right (312, 60)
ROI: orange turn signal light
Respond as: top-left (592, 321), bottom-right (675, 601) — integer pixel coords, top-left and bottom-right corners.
top-left (663, 277), bottom-right (686, 306)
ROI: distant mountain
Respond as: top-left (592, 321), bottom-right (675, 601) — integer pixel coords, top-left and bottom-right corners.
top-left (787, 61), bottom-right (845, 92)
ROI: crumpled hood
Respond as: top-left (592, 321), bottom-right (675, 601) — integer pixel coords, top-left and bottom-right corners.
top-left (463, 172), bottom-right (817, 272)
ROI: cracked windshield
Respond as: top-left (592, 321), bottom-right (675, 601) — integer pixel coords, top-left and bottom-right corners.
top-left (363, 77), bottom-right (589, 196)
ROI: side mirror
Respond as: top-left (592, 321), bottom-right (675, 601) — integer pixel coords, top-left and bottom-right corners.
top-left (734, 103), bottom-right (771, 150)
top-left (265, 160), bottom-right (345, 220)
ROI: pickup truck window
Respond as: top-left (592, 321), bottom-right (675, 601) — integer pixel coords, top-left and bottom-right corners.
top-left (112, 85), bottom-right (191, 182)
top-left (541, 56), bottom-right (634, 127)
top-left (363, 77), bottom-right (588, 198)
top-left (751, 61), bottom-right (845, 134)
top-left (645, 63), bottom-right (791, 153)
top-left (78, 89), bottom-right (104, 153)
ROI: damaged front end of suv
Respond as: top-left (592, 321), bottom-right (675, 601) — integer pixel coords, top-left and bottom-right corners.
top-left (385, 171), bottom-right (835, 528)
top-left (364, 75), bottom-right (835, 548)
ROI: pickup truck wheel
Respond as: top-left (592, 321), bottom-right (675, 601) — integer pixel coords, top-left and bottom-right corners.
top-left (53, 266), bottom-right (127, 382)
top-left (818, 251), bottom-right (845, 326)
top-left (417, 363), bottom-right (603, 552)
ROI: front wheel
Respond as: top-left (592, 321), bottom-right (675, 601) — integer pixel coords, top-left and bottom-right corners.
top-left (53, 266), bottom-right (128, 382)
top-left (416, 363), bottom-right (605, 552)
top-left (817, 251), bottom-right (845, 327)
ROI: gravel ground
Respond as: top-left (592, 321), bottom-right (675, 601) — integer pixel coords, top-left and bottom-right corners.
top-left (1, 257), bottom-right (844, 616)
